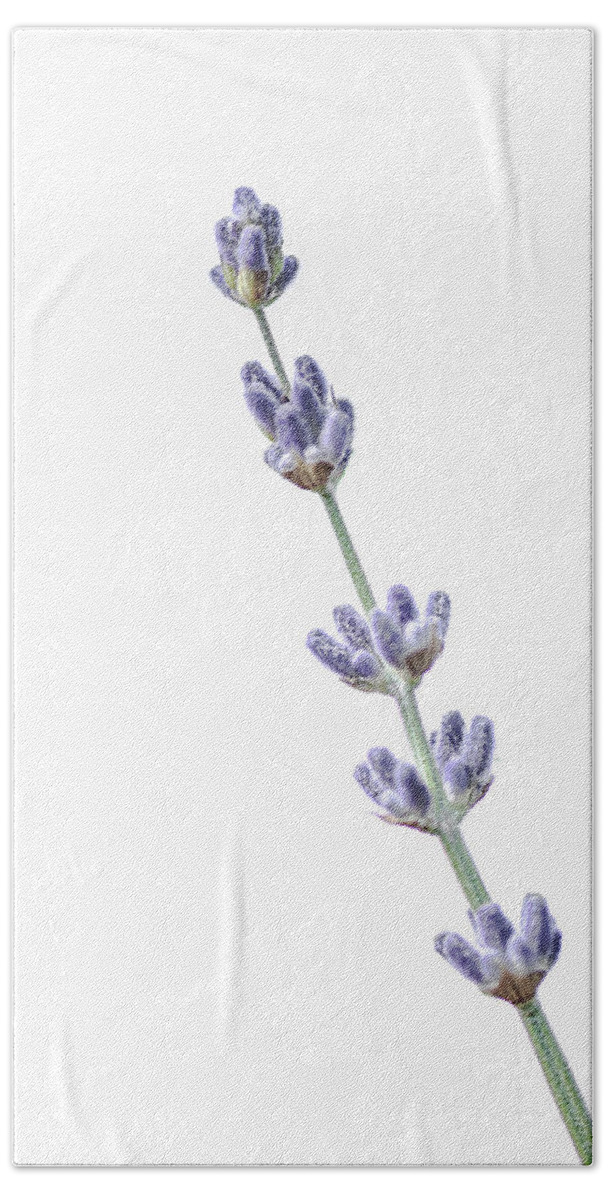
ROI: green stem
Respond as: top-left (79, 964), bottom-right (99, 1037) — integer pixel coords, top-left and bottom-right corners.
top-left (252, 306), bottom-right (291, 394)
top-left (320, 491), bottom-right (376, 613)
top-left (250, 304), bottom-right (591, 1164)
top-left (519, 998), bottom-right (592, 1164)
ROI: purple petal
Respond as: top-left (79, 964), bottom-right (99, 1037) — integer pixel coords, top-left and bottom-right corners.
top-left (237, 225), bottom-right (269, 273)
top-left (268, 255), bottom-right (299, 299)
top-left (394, 764), bottom-right (431, 816)
top-left (426, 591), bottom-right (451, 637)
top-left (306, 629), bottom-right (353, 678)
top-left (442, 757), bottom-right (473, 794)
top-left (245, 388), bottom-right (277, 438)
top-left (435, 932), bottom-right (486, 985)
top-left (470, 903), bottom-right (514, 952)
top-left (519, 893), bottom-right (555, 959)
top-left (351, 650), bottom-right (380, 680)
top-left (505, 933), bottom-right (538, 975)
top-left (332, 604), bottom-right (374, 652)
top-left (433, 711), bottom-right (465, 766)
top-left (318, 409), bottom-right (352, 465)
top-left (232, 186), bottom-right (262, 221)
top-left (354, 762), bottom-right (384, 802)
top-left (293, 356), bottom-right (328, 402)
top-left (370, 609), bottom-right (406, 669)
top-left (275, 405), bottom-right (311, 456)
top-left (461, 716), bottom-right (495, 778)
top-left (386, 585), bottom-right (419, 628)
top-left (548, 928), bottom-right (562, 967)
top-left (209, 265), bottom-right (235, 300)
top-left (291, 382), bottom-right (325, 441)
top-left (260, 203), bottom-right (283, 248)
top-left (367, 747), bottom-right (397, 787)
top-left (214, 217), bottom-right (241, 267)
top-left (241, 360), bottom-right (282, 398)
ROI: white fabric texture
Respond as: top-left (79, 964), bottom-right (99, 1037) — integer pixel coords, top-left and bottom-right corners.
top-left (13, 28), bottom-right (592, 1164)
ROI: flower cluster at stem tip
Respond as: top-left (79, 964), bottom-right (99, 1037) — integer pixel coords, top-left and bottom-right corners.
top-left (210, 187), bottom-right (298, 308)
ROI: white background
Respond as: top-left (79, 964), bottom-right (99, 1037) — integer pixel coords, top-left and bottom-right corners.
top-left (4, 0), bottom-right (608, 1195)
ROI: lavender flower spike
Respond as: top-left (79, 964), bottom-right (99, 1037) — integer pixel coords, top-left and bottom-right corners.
top-left (210, 187), bottom-right (298, 307)
top-left (241, 356), bottom-right (355, 492)
top-left (435, 894), bottom-right (562, 1005)
top-left (353, 748), bottom-right (435, 831)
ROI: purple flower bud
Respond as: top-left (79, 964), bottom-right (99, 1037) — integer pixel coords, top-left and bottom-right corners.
top-left (232, 186), bottom-right (262, 221)
top-left (351, 650), bottom-right (380, 680)
top-left (275, 405), bottom-right (311, 456)
top-left (433, 711), bottom-right (465, 766)
top-left (237, 225), bottom-right (269, 273)
top-left (333, 605), bottom-right (374, 652)
top-left (241, 360), bottom-right (282, 399)
top-left (442, 757), bottom-right (473, 794)
top-left (294, 356), bottom-right (328, 403)
top-left (394, 764), bottom-right (431, 816)
top-left (519, 893), bottom-right (556, 959)
top-left (336, 397), bottom-right (354, 424)
top-left (306, 629), bottom-right (353, 678)
top-left (367, 747), bottom-right (397, 787)
top-left (461, 716), bottom-right (495, 778)
top-left (318, 409), bottom-right (352, 465)
top-left (470, 903), bottom-right (514, 952)
top-left (370, 609), bottom-right (406, 669)
top-left (426, 591), bottom-right (451, 637)
top-left (386, 585), bottom-right (419, 628)
top-left (209, 265), bottom-right (236, 300)
top-left (245, 388), bottom-right (277, 438)
top-left (353, 762), bottom-right (384, 803)
top-left (215, 217), bottom-right (241, 267)
top-left (260, 203), bottom-right (282, 248)
top-left (268, 255), bottom-right (299, 300)
top-left (505, 933), bottom-right (538, 975)
top-left (435, 932), bottom-right (487, 985)
top-left (291, 383), bottom-right (324, 441)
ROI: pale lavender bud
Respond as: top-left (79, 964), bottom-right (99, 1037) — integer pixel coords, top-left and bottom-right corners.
top-left (426, 591), bottom-right (451, 637)
top-left (370, 609), bottom-right (406, 669)
top-left (333, 604), bottom-right (374, 652)
top-left (232, 186), bottom-right (262, 221)
top-left (306, 629), bottom-right (353, 678)
top-left (394, 764), bottom-right (431, 816)
top-left (268, 255), bottom-right (299, 300)
top-left (237, 225), bottom-right (269, 273)
top-left (291, 384), bottom-right (324, 442)
top-left (386, 585), bottom-right (418, 628)
top-left (209, 265), bottom-right (236, 300)
top-left (461, 716), bottom-right (495, 777)
top-left (215, 217), bottom-right (241, 267)
top-left (367, 747), bottom-right (397, 787)
top-left (351, 650), bottom-right (380, 680)
top-left (275, 405), bottom-right (311, 456)
top-left (245, 388), bottom-right (277, 438)
top-left (433, 711), bottom-right (465, 766)
top-left (519, 893), bottom-right (555, 959)
top-left (260, 203), bottom-right (282, 248)
top-left (470, 903), bottom-right (514, 952)
top-left (241, 360), bottom-right (282, 399)
top-left (318, 409), bottom-right (351, 465)
top-left (435, 933), bottom-right (487, 986)
top-left (443, 758), bottom-right (473, 794)
top-left (294, 355), bottom-right (328, 403)
top-left (353, 762), bottom-right (385, 803)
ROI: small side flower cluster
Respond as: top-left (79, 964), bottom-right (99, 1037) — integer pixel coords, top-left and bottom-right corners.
top-left (354, 748), bottom-right (434, 831)
top-left (242, 356), bottom-right (354, 492)
top-left (435, 895), bottom-right (562, 1005)
top-left (307, 586), bottom-right (451, 689)
top-left (210, 187), bottom-right (298, 308)
top-left (430, 711), bottom-right (495, 819)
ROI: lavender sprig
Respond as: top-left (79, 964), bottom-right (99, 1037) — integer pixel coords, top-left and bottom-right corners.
top-left (209, 187), bottom-right (592, 1164)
